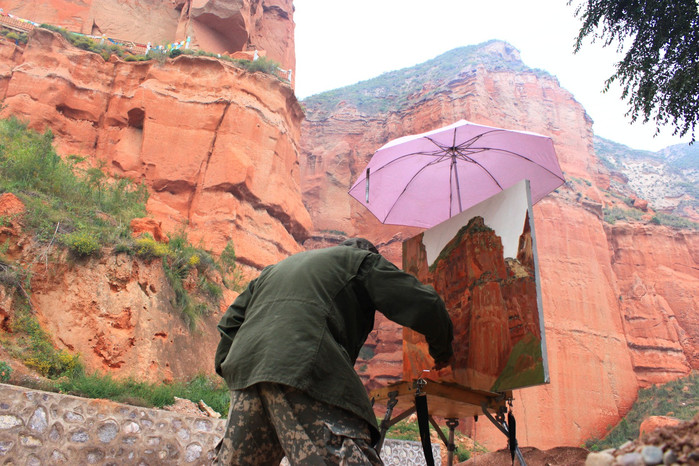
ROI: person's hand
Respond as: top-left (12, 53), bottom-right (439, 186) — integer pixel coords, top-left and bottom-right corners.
top-left (432, 355), bottom-right (454, 371)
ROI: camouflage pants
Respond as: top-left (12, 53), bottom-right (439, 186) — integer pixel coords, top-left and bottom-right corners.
top-left (213, 382), bottom-right (384, 466)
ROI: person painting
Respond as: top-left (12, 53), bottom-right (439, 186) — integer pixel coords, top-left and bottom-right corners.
top-left (213, 238), bottom-right (454, 465)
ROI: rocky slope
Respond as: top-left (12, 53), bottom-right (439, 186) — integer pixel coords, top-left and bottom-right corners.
top-left (594, 137), bottom-right (699, 221)
top-left (299, 41), bottom-right (699, 449)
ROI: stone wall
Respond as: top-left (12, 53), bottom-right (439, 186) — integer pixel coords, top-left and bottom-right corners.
top-left (0, 383), bottom-right (439, 464)
top-left (0, 382), bottom-right (224, 464)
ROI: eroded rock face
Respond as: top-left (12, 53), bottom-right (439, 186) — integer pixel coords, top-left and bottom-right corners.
top-left (300, 54), bottom-right (699, 449)
top-left (0, 0), bottom-right (296, 73)
top-left (0, 28), bottom-right (311, 268)
top-left (29, 253), bottom-right (228, 383)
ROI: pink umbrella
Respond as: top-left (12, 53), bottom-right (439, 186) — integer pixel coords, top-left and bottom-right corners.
top-left (348, 120), bottom-right (565, 228)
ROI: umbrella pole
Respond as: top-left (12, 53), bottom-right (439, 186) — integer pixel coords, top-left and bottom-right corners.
top-left (451, 155), bottom-right (463, 214)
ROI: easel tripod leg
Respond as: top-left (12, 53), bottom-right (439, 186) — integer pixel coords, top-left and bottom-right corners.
top-left (480, 403), bottom-right (527, 466)
top-left (446, 418), bottom-right (459, 466)
top-left (375, 391), bottom-right (398, 453)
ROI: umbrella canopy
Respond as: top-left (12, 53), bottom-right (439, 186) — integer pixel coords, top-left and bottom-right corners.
top-left (348, 120), bottom-right (565, 228)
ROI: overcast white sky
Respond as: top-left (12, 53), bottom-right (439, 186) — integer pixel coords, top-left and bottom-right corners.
top-left (293, 0), bottom-right (693, 152)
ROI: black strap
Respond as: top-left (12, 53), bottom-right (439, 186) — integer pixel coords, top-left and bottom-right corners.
top-left (508, 410), bottom-right (518, 465)
top-left (415, 394), bottom-right (435, 466)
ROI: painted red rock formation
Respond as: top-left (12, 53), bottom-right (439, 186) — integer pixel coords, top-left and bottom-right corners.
top-left (299, 42), bottom-right (699, 449)
top-left (0, 0), bottom-right (296, 75)
top-left (401, 217), bottom-right (544, 393)
top-left (0, 28), bottom-right (311, 269)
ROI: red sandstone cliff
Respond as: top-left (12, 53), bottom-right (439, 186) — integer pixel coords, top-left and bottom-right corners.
top-left (0, 27), bottom-right (310, 268)
top-left (0, 23), bottom-right (310, 383)
top-left (0, 0), bottom-right (296, 75)
top-left (299, 42), bottom-right (699, 449)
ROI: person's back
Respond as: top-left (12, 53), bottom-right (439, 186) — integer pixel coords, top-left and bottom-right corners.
top-left (214, 240), bottom-right (453, 465)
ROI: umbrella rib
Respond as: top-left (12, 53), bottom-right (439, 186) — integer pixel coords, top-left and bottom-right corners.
top-left (363, 149), bottom-right (449, 179)
top-left (380, 157), bottom-right (445, 223)
top-left (454, 146), bottom-right (565, 182)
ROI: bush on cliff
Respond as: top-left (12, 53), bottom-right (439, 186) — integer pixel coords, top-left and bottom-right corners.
top-left (4, 305), bottom-right (81, 379)
top-left (0, 361), bottom-right (12, 382)
top-left (650, 212), bottom-right (699, 230)
top-left (39, 24), bottom-right (124, 60)
top-left (602, 206), bottom-right (644, 224)
top-left (0, 117), bottom-right (148, 246)
top-left (584, 372), bottom-right (699, 451)
top-left (0, 29), bottom-right (28, 45)
top-left (0, 116), bottom-right (239, 330)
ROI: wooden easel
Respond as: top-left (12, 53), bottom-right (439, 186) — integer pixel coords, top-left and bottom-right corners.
top-left (371, 379), bottom-right (526, 465)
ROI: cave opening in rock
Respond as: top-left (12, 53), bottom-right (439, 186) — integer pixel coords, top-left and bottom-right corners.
top-left (127, 108), bottom-right (145, 129)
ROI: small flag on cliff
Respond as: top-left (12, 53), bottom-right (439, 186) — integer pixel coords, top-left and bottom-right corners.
top-left (348, 119), bottom-right (565, 228)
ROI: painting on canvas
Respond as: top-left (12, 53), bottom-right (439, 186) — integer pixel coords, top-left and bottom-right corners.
top-left (402, 180), bottom-right (549, 392)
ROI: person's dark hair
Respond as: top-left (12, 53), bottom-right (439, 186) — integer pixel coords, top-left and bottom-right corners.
top-left (340, 238), bottom-right (379, 254)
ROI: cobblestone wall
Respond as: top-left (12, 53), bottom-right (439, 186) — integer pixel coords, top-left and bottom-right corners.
top-left (0, 383), bottom-right (439, 465)
top-left (0, 382), bottom-right (224, 464)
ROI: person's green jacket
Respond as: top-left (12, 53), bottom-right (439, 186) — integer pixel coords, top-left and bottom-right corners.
top-left (214, 245), bottom-right (453, 440)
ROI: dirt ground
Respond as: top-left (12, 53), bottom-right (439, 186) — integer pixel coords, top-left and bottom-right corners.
top-left (460, 412), bottom-right (699, 466)
top-left (460, 446), bottom-right (589, 465)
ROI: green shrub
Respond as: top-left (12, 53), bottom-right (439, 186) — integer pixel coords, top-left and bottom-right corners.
top-left (236, 56), bottom-right (281, 76)
top-left (133, 235), bottom-right (170, 260)
top-left (583, 372), bottom-right (699, 450)
top-left (169, 48), bottom-right (183, 58)
top-left (220, 240), bottom-right (245, 292)
top-left (651, 213), bottom-right (699, 230)
top-left (0, 117), bottom-right (148, 246)
top-left (199, 276), bottom-right (222, 301)
top-left (8, 305), bottom-right (82, 379)
top-left (39, 24), bottom-right (124, 60)
top-left (3, 31), bottom-right (27, 44)
top-left (64, 230), bottom-right (101, 257)
top-left (0, 361), bottom-right (12, 382)
top-left (602, 206), bottom-right (644, 224)
top-left (147, 49), bottom-right (168, 64)
top-left (0, 261), bottom-right (30, 292)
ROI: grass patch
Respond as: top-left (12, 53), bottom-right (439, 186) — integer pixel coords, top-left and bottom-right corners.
top-left (382, 418), bottom-right (478, 462)
top-left (39, 24), bottom-right (126, 61)
top-left (0, 117), bottom-right (148, 247)
top-left (584, 371), bottom-right (699, 451)
top-left (0, 116), bottom-right (243, 329)
top-left (55, 372), bottom-right (230, 416)
top-left (602, 206), bottom-right (644, 224)
top-left (3, 304), bottom-right (81, 379)
top-left (117, 232), bottom-right (241, 330)
top-left (650, 213), bottom-right (699, 230)
top-left (0, 29), bottom-right (28, 45)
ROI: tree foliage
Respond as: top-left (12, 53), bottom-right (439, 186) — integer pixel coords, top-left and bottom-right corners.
top-left (570, 0), bottom-right (699, 142)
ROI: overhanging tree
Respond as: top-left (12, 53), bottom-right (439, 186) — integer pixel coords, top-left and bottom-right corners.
top-left (570, 0), bottom-right (699, 142)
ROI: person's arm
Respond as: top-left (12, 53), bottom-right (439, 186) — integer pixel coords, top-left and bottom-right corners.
top-left (360, 255), bottom-right (454, 364)
top-left (214, 278), bottom-right (256, 376)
